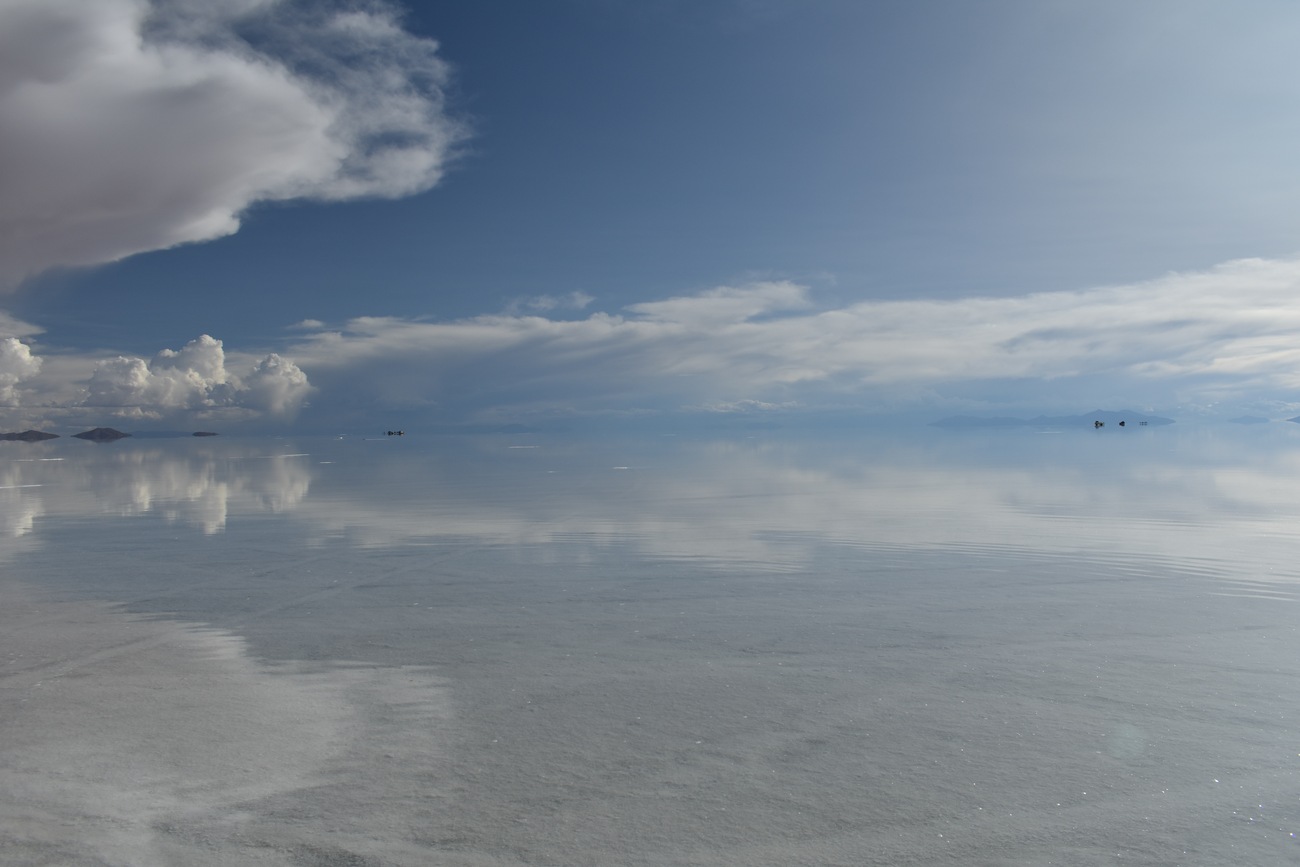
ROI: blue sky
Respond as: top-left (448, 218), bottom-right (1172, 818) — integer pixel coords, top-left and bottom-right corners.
top-left (4, 0), bottom-right (1300, 431)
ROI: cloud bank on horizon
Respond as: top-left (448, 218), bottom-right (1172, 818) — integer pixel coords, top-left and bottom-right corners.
top-left (3, 332), bottom-right (310, 427)
top-left (279, 257), bottom-right (1300, 423)
top-left (83, 335), bottom-right (310, 421)
top-left (7, 258), bottom-right (1300, 428)
top-left (0, 0), bottom-right (464, 288)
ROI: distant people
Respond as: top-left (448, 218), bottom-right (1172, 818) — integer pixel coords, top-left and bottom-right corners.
top-left (1118, 420), bottom-right (1126, 427)
top-left (1094, 420), bottom-right (1104, 428)
top-left (386, 430), bottom-right (405, 436)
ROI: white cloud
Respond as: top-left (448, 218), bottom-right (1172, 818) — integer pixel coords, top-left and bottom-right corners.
top-left (242, 352), bottom-right (313, 416)
top-left (0, 311), bottom-right (43, 339)
top-left (504, 291), bottom-right (596, 315)
top-left (83, 335), bottom-right (312, 421)
top-left (693, 399), bottom-right (800, 413)
top-left (8, 257), bottom-right (1300, 427)
top-left (625, 282), bottom-right (811, 325)
top-left (286, 258), bottom-right (1300, 420)
top-left (0, 338), bottom-right (42, 406)
top-left (0, 0), bottom-right (466, 288)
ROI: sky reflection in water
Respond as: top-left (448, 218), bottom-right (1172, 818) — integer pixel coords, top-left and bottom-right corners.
top-left (6, 425), bottom-right (1300, 588)
top-left (3, 426), bottom-right (1300, 865)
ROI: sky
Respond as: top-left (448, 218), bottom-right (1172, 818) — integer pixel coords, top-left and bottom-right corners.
top-left (4, 0), bottom-right (1300, 432)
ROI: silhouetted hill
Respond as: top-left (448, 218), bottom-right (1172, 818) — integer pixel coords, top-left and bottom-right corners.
top-left (0, 430), bottom-right (59, 441)
top-left (72, 427), bottom-right (131, 441)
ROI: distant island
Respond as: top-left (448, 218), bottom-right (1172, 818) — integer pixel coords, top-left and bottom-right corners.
top-left (930, 410), bottom-right (1175, 429)
top-left (72, 427), bottom-right (131, 442)
top-left (0, 430), bottom-right (59, 441)
top-left (4, 428), bottom-right (219, 442)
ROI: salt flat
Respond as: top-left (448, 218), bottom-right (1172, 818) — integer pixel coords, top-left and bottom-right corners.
top-left (2, 428), bottom-right (1299, 865)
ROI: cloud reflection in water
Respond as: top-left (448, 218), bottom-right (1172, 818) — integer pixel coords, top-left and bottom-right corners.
top-left (6, 426), bottom-right (1300, 588)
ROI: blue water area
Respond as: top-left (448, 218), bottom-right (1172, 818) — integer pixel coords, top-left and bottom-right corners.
top-left (2, 424), bottom-right (1299, 864)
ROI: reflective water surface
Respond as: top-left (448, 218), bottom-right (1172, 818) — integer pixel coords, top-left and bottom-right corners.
top-left (2, 426), bottom-right (1299, 865)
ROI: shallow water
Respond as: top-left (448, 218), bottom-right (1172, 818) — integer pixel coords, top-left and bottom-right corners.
top-left (2, 425), bottom-right (1299, 865)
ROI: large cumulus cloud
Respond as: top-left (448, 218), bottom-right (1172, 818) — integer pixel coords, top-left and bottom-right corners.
top-left (0, 0), bottom-right (466, 287)
top-left (84, 335), bottom-right (311, 420)
top-left (0, 338), bottom-right (42, 406)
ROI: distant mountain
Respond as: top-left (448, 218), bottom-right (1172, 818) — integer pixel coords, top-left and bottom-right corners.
top-left (930, 410), bottom-right (1174, 429)
top-left (0, 430), bottom-right (59, 441)
top-left (72, 427), bottom-right (131, 441)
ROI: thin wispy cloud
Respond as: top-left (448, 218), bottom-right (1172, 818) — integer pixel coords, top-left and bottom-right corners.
top-left (285, 258), bottom-right (1300, 420)
top-left (0, 312), bottom-right (42, 339)
top-left (0, 0), bottom-right (467, 288)
top-left (504, 292), bottom-right (595, 316)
